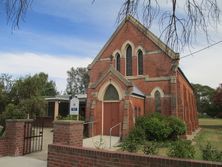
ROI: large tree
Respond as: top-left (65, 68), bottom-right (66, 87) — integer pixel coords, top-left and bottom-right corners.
top-left (66, 67), bottom-right (89, 96)
top-left (0, 72), bottom-right (57, 118)
top-left (192, 83), bottom-right (222, 117)
top-left (213, 84), bottom-right (222, 117)
top-left (2, 0), bottom-right (221, 51)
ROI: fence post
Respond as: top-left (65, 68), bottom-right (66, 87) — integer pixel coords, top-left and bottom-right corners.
top-left (53, 120), bottom-right (84, 147)
top-left (5, 119), bottom-right (32, 156)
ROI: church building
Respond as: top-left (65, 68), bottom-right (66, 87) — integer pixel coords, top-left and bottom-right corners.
top-left (86, 16), bottom-right (199, 137)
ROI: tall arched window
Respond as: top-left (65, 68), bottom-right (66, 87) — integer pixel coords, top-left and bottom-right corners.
top-left (138, 50), bottom-right (143, 75)
top-left (126, 45), bottom-right (132, 76)
top-left (155, 90), bottom-right (161, 113)
top-left (104, 84), bottom-right (119, 101)
top-left (115, 53), bottom-right (121, 72)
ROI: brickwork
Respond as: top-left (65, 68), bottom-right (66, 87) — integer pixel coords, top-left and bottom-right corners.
top-left (5, 120), bottom-right (28, 156)
top-left (53, 120), bottom-right (83, 147)
top-left (86, 16), bottom-right (199, 137)
top-left (48, 144), bottom-right (222, 167)
top-left (0, 137), bottom-right (8, 157)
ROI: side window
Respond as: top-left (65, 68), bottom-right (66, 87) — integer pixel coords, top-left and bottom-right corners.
top-left (126, 45), bottom-right (132, 76)
top-left (115, 53), bottom-right (121, 72)
top-left (155, 90), bottom-right (161, 113)
top-left (138, 50), bottom-right (143, 75)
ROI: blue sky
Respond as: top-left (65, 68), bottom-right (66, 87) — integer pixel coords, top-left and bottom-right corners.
top-left (0, 0), bottom-right (222, 92)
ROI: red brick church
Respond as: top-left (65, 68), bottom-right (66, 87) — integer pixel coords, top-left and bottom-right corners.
top-left (86, 16), bottom-right (198, 137)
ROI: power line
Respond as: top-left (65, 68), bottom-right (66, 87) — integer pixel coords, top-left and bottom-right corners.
top-left (180, 40), bottom-right (222, 59)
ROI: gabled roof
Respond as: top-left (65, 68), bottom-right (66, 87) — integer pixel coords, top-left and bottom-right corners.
top-left (88, 15), bottom-right (180, 69)
top-left (90, 65), bottom-right (133, 89)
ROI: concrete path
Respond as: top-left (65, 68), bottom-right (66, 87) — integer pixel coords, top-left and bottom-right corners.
top-left (25, 128), bottom-right (53, 161)
top-left (83, 135), bottom-right (120, 150)
top-left (0, 156), bottom-right (47, 167)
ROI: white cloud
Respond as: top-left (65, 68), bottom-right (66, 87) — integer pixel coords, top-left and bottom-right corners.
top-left (180, 43), bottom-right (222, 88)
top-left (0, 52), bottom-right (92, 92)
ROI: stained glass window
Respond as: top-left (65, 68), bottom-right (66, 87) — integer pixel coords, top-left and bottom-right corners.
top-left (104, 84), bottom-right (119, 100)
top-left (116, 53), bottom-right (121, 72)
top-left (126, 45), bottom-right (132, 76)
top-left (155, 90), bottom-right (161, 113)
top-left (138, 50), bottom-right (143, 75)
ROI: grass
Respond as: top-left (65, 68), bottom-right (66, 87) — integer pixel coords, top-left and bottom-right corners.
top-left (149, 118), bottom-right (222, 160)
top-left (193, 118), bottom-right (222, 160)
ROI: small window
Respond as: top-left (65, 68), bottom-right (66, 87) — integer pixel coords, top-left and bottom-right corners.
top-left (126, 45), bottom-right (132, 76)
top-left (155, 91), bottom-right (161, 113)
top-left (138, 50), bottom-right (143, 75)
top-left (116, 53), bottom-right (121, 72)
top-left (134, 107), bottom-right (138, 119)
top-left (104, 84), bottom-right (119, 100)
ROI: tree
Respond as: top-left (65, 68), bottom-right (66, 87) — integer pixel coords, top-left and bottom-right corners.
top-left (0, 74), bottom-right (13, 113)
top-left (118, 0), bottom-right (220, 51)
top-left (213, 84), bottom-right (222, 117)
top-left (0, 72), bottom-right (57, 118)
top-left (66, 67), bottom-right (89, 96)
top-left (192, 83), bottom-right (222, 117)
top-left (3, 0), bottom-right (32, 29)
top-left (3, 0), bottom-right (221, 50)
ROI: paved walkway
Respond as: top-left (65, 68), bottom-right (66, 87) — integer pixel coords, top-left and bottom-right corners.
top-left (25, 128), bottom-right (53, 161)
top-left (0, 156), bottom-right (47, 167)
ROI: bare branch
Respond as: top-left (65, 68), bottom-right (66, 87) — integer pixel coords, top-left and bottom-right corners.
top-left (4, 0), bottom-right (32, 29)
top-left (118, 0), bottom-right (221, 52)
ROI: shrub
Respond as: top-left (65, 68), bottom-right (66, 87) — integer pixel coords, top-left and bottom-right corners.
top-left (168, 140), bottom-right (195, 159)
top-left (135, 113), bottom-right (186, 141)
top-left (120, 126), bottom-right (145, 152)
top-left (127, 126), bottom-right (145, 144)
top-left (143, 142), bottom-right (158, 155)
top-left (167, 116), bottom-right (186, 140)
top-left (202, 143), bottom-right (222, 162)
top-left (121, 137), bottom-right (138, 152)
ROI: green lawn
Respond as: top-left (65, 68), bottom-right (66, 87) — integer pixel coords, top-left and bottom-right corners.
top-left (157, 118), bottom-right (222, 159)
top-left (193, 118), bottom-right (222, 159)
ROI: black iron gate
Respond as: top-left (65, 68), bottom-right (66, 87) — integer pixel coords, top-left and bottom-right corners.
top-left (23, 118), bottom-right (44, 155)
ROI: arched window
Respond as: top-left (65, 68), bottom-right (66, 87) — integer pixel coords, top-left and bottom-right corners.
top-left (155, 90), bottom-right (161, 113)
top-left (104, 84), bottom-right (119, 100)
top-left (138, 50), bottom-right (143, 75)
top-left (126, 45), bottom-right (132, 76)
top-left (115, 53), bottom-right (121, 72)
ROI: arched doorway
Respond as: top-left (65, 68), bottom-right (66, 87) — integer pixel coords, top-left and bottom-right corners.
top-left (103, 84), bottom-right (120, 136)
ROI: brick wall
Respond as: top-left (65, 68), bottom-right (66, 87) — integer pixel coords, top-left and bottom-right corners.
top-left (0, 137), bottom-right (8, 157)
top-left (48, 144), bottom-right (222, 167)
top-left (53, 120), bottom-right (83, 147)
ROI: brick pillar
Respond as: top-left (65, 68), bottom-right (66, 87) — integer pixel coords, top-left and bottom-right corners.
top-left (53, 120), bottom-right (83, 147)
top-left (170, 76), bottom-right (177, 116)
top-left (5, 119), bottom-right (31, 156)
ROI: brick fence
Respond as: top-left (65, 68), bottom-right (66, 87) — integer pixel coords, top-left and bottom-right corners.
top-left (0, 137), bottom-right (8, 157)
top-left (48, 144), bottom-right (222, 167)
top-left (48, 120), bottom-right (222, 167)
top-left (0, 119), bottom-right (33, 157)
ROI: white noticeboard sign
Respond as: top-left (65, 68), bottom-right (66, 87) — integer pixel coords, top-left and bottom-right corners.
top-left (70, 97), bottom-right (79, 115)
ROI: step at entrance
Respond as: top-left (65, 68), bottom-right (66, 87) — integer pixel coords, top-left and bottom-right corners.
top-left (83, 135), bottom-right (120, 150)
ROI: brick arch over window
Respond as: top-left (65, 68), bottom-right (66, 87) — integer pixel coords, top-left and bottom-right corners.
top-left (97, 81), bottom-right (124, 101)
top-left (104, 84), bottom-right (119, 100)
top-left (137, 49), bottom-right (143, 75)
top-left (126, 45), bottom-right (132, 76)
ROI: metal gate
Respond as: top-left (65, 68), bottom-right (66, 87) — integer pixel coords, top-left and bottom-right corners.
top-left (23, 119), bottom-right (44, 155)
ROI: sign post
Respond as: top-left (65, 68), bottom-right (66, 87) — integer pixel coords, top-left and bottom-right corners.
top-left (69, 97), bottom-right (79, 120)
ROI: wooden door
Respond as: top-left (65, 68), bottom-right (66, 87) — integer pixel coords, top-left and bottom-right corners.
top-left (104, 102), bottom-right (120, 136)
